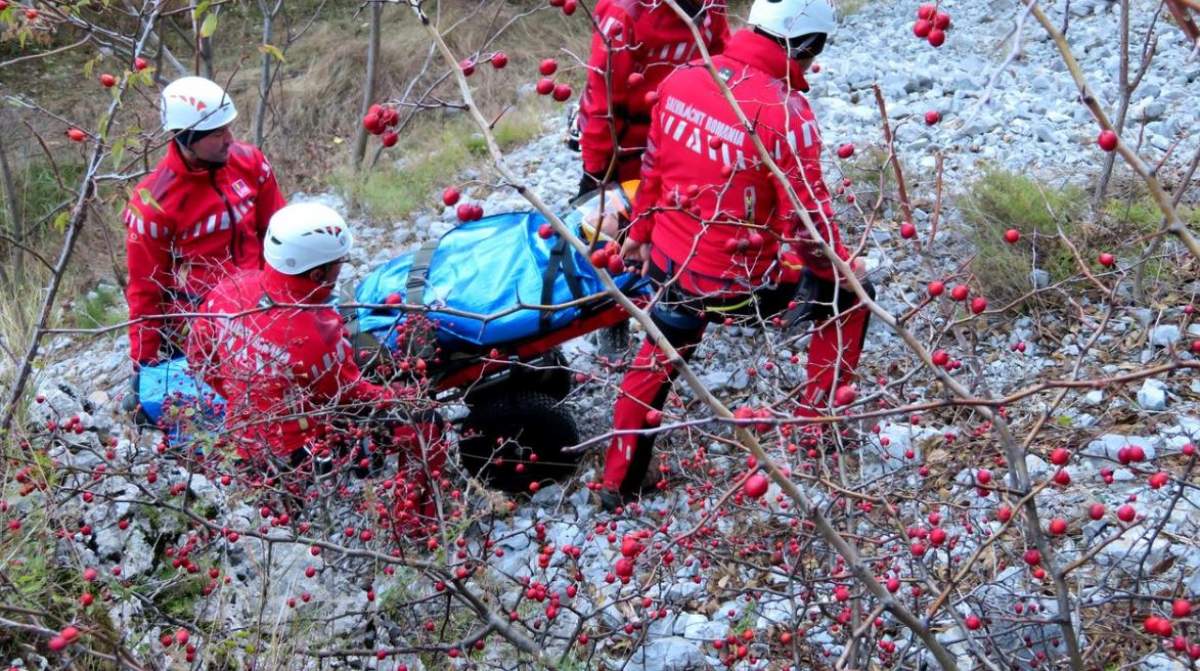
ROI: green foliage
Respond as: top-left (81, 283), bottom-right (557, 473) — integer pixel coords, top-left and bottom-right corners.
top-left (0, 160), bottom-right (84, 242)
top-left (838, 145), bottom-right (901, 215)
top-left (332, 102), bottom-right (547, 223)
top-left (72, 283), bottom-right (124, 329)
top-left (960, 168), bottom-right (1088, 306)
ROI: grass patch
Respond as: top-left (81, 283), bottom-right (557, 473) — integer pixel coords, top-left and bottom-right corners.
top-left (960, 168), bottom-right (1087, 306)
top-left (330, 99), bottom-right (550, 223)
top-left (838, 145), bottom-right (902, 217)
top-left (71, 282), bottom-right (124, 330)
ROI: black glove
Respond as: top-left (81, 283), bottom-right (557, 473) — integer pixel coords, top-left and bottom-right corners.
top-left (576, 170), bottom-right (607, 201)
top-left (121, 367), bottom-right (155, 428)
top-left (784, 270), bottom-right (877, 330)
top-left (121, 368), bottom-right (141, 414)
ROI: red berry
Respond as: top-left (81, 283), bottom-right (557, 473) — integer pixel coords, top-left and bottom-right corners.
top-left (562, 0), bottom-right (577, 14)
top-left (933, 12), bottom-right (952, 29)
top-left (1117, 504), bottom-right (1136, 523)
top-left (931, 350), bottom-right (950, 367)
top-left (900, 222), bottom-right (917, 239)
top-left (970, 296), bottom-right (988, 314)
top-left (997, 506), bottom-right (1013, 523)
top-left (928, 280), bottom-right (945, 297)
top-left (99, 73), bottom-right (117, 88)
top-left (381, 131), bottom-right (398, 148)
top-left (536, 77), bottom-right (555, 95)
top-left (913, 19), bottom-right (933, 38)
top-left (134, 56), bottom-right (149, 71)
top-left (1048, 518), bottom-right (1067, 535)
top-left (917, 3), bottom-right (936, 20)
top-left (552, 83), bottom-right (573, 102)
top-left (1173, 599), bottom-right (1192, 618)
top-left (976, 469), bottom-right (992, 485)
top-left (743, 473), bottom-right (769, 498)
top-left (1053, 469), bottom-right (1071, 486)
top-left (590, 250), bottom-right (608, 269)
top-left (833, 385), bottom-right (857, 406)
top-left (456, 204), bottom-right (473, 222)
top-left (950, 285), bottom-right (969, 301)
top-left (537, 223), bottom-right (554, 239)
top-left (1148, 472), bottom-right (1169, 489)
top-left (1049, 448), bottom-right (1069, 465)
top-left (67, 128), bottom-right (86, 142)
top-left (965, 615), bottom-right (981, 630)
top-left (1097, 130), bottom-right (1118, 152)
top-left (490, 51), bottom-right (508, 69)
top-left (442, 186), bottom-right (461, 206)
top-left (1088, 503), bottom-right (1105, 520)
top-left (1098, 252), bottom-right (1115, 267)
top-left (927, 29), bottom-right (946, 47)
top-left (644, 410), bottom-right (662, 427)
top-left (175, 629), bottom-right (189, 645)
top-left (48, 636), bottom-right (68, 652)
top-left (836, 143), bottom-right (855, 159)
top-left (539, 58), bottom-right (558, 76)
top-left (924, 110), bottom-right (941, 125)
top-left (614, 557), bottom-right (634, 578)
top-left (1023, 549), bottom-right (1041, 566)
top-left (459, 59), bottom-right (476, 76)
top-left (605, 253), bottom-right (624, 275)
top-left (1004, 229), bottom-right (1020, 244)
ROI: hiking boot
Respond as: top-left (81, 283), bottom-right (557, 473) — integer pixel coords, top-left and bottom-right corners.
top-left (598, 488), bottom-right (625, 514)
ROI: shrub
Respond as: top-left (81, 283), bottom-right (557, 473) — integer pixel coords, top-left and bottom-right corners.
top-left (960, 168), bottom-right (1087, 306)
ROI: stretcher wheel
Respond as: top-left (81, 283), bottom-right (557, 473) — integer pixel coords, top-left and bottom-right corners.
top-left (458, 390), bottom-right (581, 493)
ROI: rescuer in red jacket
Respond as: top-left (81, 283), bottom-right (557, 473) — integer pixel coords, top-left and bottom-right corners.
top-left (186, 203), bottom-right (445, 533)
top-left (599, 0), bottom-right (873, 511)
top-left (123, 76), bottom-right (286, 370)
top-left (576, 0), bottom-right (729, 197)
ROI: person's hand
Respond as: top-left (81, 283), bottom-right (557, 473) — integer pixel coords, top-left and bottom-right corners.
top-left (620, 237), bottom-right (651, 276)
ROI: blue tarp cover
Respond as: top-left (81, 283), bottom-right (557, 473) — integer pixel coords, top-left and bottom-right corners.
top-left (354, 209), bottom-right (643, 349)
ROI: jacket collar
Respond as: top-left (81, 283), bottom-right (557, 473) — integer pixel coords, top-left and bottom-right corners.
top-left (163, 139), bottom-right (219, 179)
top-left (261, 266), bottom-right (334, 305)
top-left (724, 29), bottom-right (810, 93)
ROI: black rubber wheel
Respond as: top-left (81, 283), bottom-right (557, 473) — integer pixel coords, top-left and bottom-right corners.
top-left (458, 390), bottom-right (581, 493)
top-left (594, 320), bottom-right (631, 361)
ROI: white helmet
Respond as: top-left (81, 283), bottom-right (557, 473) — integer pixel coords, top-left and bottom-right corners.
top-left (160, 76), bottom-right (238, 133)
top-left (748, 0), bottom-right (838, 40)
top-left (264, 203), bottom-right (354, 275)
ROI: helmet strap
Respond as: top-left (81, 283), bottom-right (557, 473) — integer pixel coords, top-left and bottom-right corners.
top-left (753, 28), bottom-right (827, 61)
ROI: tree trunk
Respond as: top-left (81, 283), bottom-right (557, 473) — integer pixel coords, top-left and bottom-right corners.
top-left (350, 0), bottom-right (382, 170)
top-left (254, 0), bottom-right (284, 148)
top-left (0, 109), bottom-right (22, 284)
top-left (1092, 0), bottom-right (1130, 206)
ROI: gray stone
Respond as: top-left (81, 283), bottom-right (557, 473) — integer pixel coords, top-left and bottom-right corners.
top-left (1137, 379), bottom-right (1168, 412)
top-left (624, 637), bottom-right (705, 671)
top-left (1029, 269), bottom-right (1051, 289)
top-left (1150, 325), bottom-right (1181, 347)
top-left (1082, 434), bottom-right (1161, 463)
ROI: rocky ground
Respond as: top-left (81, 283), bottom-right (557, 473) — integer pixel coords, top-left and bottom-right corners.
top-left (12, 0), bottom-right (1200, 669)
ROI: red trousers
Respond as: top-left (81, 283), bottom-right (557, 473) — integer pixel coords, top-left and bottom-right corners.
top-left (602, 267), bottom-right (872, 493)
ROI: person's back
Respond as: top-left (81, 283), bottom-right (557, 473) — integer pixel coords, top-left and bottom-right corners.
top-left (186, 203), bottom-right (384, 463)
top-left (190, 267), bottom-right (360, 459)
top-left (629, 27), bottom-right (846, 288)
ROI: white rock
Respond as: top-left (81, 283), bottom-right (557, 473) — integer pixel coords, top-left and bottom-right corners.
top-left (1137, 379), bottom-right (1168, 411)
top-left (1150, 325), bottom-right (1181, 347)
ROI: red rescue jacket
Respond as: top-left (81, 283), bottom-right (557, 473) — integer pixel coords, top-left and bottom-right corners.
top-left (123, 140), bottom-right (286, 364)
top-left (186, 267), bottom-right (392, 459)
top-left (579, 0), bottom-right (729, 180)
top-left (629, 29), bottom-right (850, 289)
